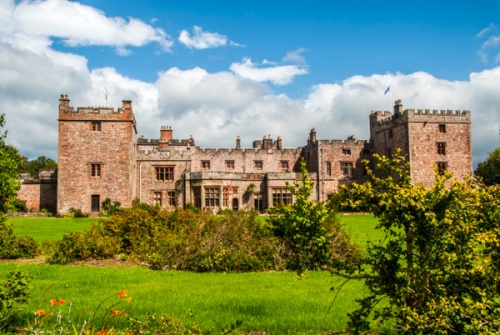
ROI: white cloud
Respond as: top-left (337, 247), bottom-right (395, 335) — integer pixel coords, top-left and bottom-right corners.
top-left (476, 23), bottom-right (496, 39)
top-left (1, 0), bottom-right (173, 52)
top-left (283, 48), bottom-right (308, 64)
top-left (230, 57), bottom-right (308, 85)
top-left (0, 1), bottom-right (498, 169)
top-left (178, 26), bottom-right (228, 49)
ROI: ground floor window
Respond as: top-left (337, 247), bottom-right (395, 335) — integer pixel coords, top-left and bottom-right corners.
top-left (254, 193), bottom-right (264, 212)
top-left (91, 194), bottom-right (100, 212)
top-left (437, 162), bottom-right (447, 175)
top-left (205, 187), bottom-right (220, 207)
top-left (272, 188), bottom-right (292, 206)
top-left (153, 191), bottom-right (162, 206)
top-left (193, 187), bottom-right (201, 208)
top-left (167, 191), bottom-right (175, 206)
top-left (223, 187), bottom-right (232, 207)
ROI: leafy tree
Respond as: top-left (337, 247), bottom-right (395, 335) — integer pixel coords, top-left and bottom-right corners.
top-left (0, 114), bottom-right (24, 213)
top-left (334, 152), bottom-right (500, 334)
top-left (476, 147), bottom-right (500, 185)
top-left (268, 159), bottom-right (362, 274)
top-left (19, 155), bottom-right (57, 179)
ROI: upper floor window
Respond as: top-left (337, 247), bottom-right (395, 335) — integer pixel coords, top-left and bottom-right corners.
top-left (342, 149), bottom-right (351, 155)
top-left (91, 163), bottom-right (101, 177)
top-left (280, 161), bottom-right (289, 170)
top-left (254, 160), bottom-right (263, 169)
top-left (91, 121), bottom-right (101, 131)
top-left (340, 162), bottom-right (354, 178)
top-left (226, 160), bottom-right (235, 170)
top-left (201, 161), bottom-right (211, 170)
top-left (439, 124), bottom-right (446, 133)
top-left (326, 162), bottom-right (332, 176)
top-left (388, 129), bottom-right (393, 138)
top-left (155, 167), bottom-right (174, 181)
top-left (437, 142), bottom-right (446, 155)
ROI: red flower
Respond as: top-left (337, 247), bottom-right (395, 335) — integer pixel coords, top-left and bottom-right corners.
top-left (50, 299), bottom-right (57, 307)
top-left (59, 299), bottom-right (66, 305)
top-left (97, 329), bottom-right (107, 335)
top-left (36, 310), bottom-right (47, 317)
top-left (118, 291), bottom-right (127, 298)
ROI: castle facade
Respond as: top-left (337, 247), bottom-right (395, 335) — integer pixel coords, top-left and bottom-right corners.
top-left (21, 95), bottom-right (473, 215)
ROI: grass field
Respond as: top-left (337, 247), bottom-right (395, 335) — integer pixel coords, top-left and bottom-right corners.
top-left (2, 214), bottom-right (381, 334)
top-left (6, 216), bottom-right (100, 243)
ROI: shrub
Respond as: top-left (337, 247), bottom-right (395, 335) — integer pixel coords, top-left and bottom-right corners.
top-left (0, 270), bottom-right (32, 332)
top-left (0, 218), bottom-right (38, 259)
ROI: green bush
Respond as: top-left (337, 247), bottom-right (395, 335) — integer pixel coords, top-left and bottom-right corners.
top-left (0, 219), bottom-right (38, 259)
top-left (0, 270), bottom-right (32, 332)
top-left (48, 203), bottom-right (285, 272)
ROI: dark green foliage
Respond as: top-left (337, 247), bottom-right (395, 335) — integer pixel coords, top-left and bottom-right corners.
top-left (0, 270), bottom-right (32, 332)
top-left (0, 217), bottom-right (38, 259)
top-left (47, 224), bottom-right (121, 264)
top-left (476, 146), bottom-right (500, 185)
top-left (48, 203), bottom-right (284, 272)
top-left (336, 152), bottom-right (500, 334)
top-left (100, 197), bottom-right (122, 216)
top-left (269, 159), bottom-right (362, 274)
top-left (65, 207), bottom-right (89, 218)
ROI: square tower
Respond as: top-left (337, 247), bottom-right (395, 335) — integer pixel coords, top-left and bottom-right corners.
top-left (57, 95), bottom-right (137, 215)
top-left (369, 100), bottom-right (472, 187)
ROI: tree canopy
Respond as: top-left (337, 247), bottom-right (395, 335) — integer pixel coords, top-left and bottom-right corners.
top-left (19, 155), bottom-right (57, 179)
top-left (0, 114), bottom-right (24, 213)
top-left (476, 147), bottom-right (500, 185)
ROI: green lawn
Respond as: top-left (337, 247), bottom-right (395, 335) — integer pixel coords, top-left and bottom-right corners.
top-left (0, 264), bottom-right (368, 334)
top-left (2, 214), bottom-right (382, 334)
top-left (6, 216), bottom-right (99, 243)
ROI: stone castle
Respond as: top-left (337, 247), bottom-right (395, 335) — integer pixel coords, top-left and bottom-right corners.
top-left (18, 95), bottom-right (472, 215)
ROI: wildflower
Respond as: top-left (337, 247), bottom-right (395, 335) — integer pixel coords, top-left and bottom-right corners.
top-left (97, 329), bottom-right (107, 335)
top-left (111, 308), bottom-right (126, 316)
top-left (125, 297), bottom-right (132, 303)
top-left (59, 299), bottom-right (66, 305)
top-left (36, 310), bottom-right (47, 316)
top-left (50, 299), bottom-right (58, 307)
top-left (118, 291), bottom-right (127, 298)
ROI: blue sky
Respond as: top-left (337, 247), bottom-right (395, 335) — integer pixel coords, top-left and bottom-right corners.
top-left (1, 0), bottom-right (500, 167)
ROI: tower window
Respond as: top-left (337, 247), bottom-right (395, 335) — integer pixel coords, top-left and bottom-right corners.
top-left (437, 162), bottom-right (447, 175)
top-left (226, 160), bottom-right (235, 170)
top-left (280, 161), bottom-right (289, 170)
top-left (91, 121), bottom-right (101, 131)
top-left (254, 160), bottom-right (263, 169)
top-left (439, 124), bottom-right (446, 133)
top-left (437, 142), bottom-right (446, 155)
top-left (342, 149), bottom-right (352, 155)
top-left (201, 161), bottom-right (211, 169)
top-left (91, 164), bottom-right (101, 177)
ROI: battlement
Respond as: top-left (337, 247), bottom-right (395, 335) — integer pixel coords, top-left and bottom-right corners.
top-left (58, 95), bottom-right (135, 123)
top-left (371, 104), bottom-right (471, 126)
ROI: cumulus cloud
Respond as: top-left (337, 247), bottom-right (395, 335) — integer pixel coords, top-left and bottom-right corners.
top-left (0, 1), bottom-right (499, 169)
top-left (230, 57), bottom-right (308, 85)
top-left (178, 26), bottom-right (230, 49)
top-left (0, 0), bottom-right (173, 52)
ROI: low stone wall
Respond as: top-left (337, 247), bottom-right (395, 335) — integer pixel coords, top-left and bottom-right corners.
top-left (17, 182), bottom-right (57, 213)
